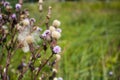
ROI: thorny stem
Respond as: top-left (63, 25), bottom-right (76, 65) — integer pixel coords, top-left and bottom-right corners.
top-left (17, 6), bottom-right (52, 78)
top-left (3, 50), bottom-right (11, 80)
top-left (29, 44), bottom-right (36, 80)
top-left (18, 47), bottom-right (43, 80)
top-left (2, 20), bottom-right (17, 80)
top-left (45, 6), bottom-right (52, 29)
top-left (34, 54), bottom-right (54, 80)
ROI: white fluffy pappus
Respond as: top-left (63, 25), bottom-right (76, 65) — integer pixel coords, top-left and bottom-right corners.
top-left (52, 20), bottom-right (61, 27)
top-left (51, 31), bottom-right (61, 39)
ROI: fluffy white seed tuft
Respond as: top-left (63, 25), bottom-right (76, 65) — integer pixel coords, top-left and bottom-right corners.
top-left (52, 20), bottom-right (61, 27)
top-left (52, 31), bottom-right (61, 39)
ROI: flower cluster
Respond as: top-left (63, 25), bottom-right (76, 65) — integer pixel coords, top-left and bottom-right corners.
top-left (0, 0), bottom-right (63, 80)
top-left (17, 17), bottom-right (42, 52)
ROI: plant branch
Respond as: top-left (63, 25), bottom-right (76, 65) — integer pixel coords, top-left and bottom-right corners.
top-left (34, 54), bottom-right (54, 79)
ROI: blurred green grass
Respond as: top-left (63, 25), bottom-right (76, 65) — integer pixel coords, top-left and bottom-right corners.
top-left (22, 1), bottom-right (120, 80)
top-left (1, 1), bottom-right (120, 80)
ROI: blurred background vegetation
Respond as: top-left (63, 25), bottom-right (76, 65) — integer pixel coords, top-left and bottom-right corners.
top-left (1, 0), bottom-right (120, 80)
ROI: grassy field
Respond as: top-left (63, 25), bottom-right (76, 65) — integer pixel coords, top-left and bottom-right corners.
top-left (23, 1), bottom-right (120, 80)
top-left (1, 1), bottom-right (120, 80)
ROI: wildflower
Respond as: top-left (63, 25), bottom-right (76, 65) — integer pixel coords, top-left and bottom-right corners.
top-left (15, 3), bottom-right (22, 10)
top-left (53, 46), bottom-right (61, 54)
top-left (20, 15), bottom-right (25, 20)
top-left (11, 13), bottom-right (16, 19)
top-left (58, 77), bottom-right (63, 80)
top-left (4, 1), bottom-right (10, 7)
top-left (22, 18), bottom-right (30, 26)
top-left (49, 26), bottom-right (55, 32)
top-left (52, 31), bottom-right (61, 39)
top-left (42, 30), bottom-right (50, 37)
top-left (52, 20), bottom-right (61, 27)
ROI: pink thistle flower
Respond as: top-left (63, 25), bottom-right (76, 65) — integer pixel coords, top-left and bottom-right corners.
top-left (11, 14), bottom-right (16, 19)
top-left (53, 46), bottom-right (61, 54)
top-left (15, 3), bottom-right (22, 10)
top-left (3, 1), bottom-right (10, 7)
top-left (42, 30), bottom-right (50, 37)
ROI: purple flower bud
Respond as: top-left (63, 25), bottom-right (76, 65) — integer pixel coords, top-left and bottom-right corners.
top-left (3, 1), bottom-right (10, 7)
top-left (0, 14), bottom-right (2, 20)
top-left (42, 30), bottom-right (50, 37)
top-left (109, 71), bottom-right (113, 76)
top-left (11, 14), bottom-right (16, 19)
top-left (53, 46), bottom-right (61, 54)
top-left (56, 28), bottom-right (62, 33)
top-left (30, 18), bottom-right (36, 22)
top-left (15, 3), bottom-right (22, 10)
top-left (58, 77), bottom-right (63, 80)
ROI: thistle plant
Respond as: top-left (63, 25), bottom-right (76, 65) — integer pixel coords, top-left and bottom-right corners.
top-left (0, 0), bottom-right (63, 80)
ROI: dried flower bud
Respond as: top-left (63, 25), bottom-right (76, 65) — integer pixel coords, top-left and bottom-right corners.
top-left (39, 77), bottom-right (42, 80)
top-left (49, 26), bottom-right (55, 32)
top-left (52, 20), bottom-right (61, 27)
top-left (52, 68), bottom-right (58, 73)
top-left (52, 31), bottom-right (61, 39)
top-left (39, 5), bottom-right (43, 12)
top-left (26, 35), bottom-right (34, 44)
top-left (20, 15), bottom-right (25, 20)
top-left (16, 24), bottom-right (22, 30)
top-left (30, 18), bottom-right (36, 23)
top-left (36, 27), bottom-right (42, 32)
top-left (6, 5), bottom-right (12, 10)
top-left (56, 54), bottom-right (61, 61)
top-left (53, 77), bottom-right (58, 80)
top-left (39, 0), bottom-right (43, 4)
top-left (22, 18), bottom-right (30, 26)
top-left (53, 46), bottom-right (61, 54)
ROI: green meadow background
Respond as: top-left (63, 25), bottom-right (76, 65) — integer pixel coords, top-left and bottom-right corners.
top-left (1, 0), bottom-right (120, 80)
